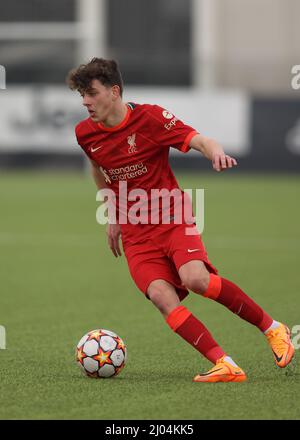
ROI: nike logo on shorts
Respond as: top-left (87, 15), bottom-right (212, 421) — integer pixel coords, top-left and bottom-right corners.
top-left (188, 249), bottom-right (200, 253)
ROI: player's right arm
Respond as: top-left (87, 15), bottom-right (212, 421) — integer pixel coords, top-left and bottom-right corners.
top-left (90, 159), bottom-right (122, 258)
top-left (189, 134), bottom-right (238, 172)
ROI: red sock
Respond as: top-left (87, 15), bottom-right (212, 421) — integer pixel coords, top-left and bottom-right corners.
top-left (166, 305), bottom-right (225, 364)
top-left (203, 274), bottom-right (273, 332)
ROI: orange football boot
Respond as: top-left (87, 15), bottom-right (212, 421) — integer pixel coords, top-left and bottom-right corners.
top-left (193, 355), bottom-right (247, 383)
top-left (265, 323), bottom-right (295, 368)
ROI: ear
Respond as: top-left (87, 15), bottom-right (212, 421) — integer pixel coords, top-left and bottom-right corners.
top-left (111, 85), bottom-right (121, 100)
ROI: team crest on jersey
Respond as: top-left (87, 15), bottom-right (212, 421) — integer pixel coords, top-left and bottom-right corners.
top-left (99, 166), bottom-right (111, 184)
top-left (127, 133), bottom-right (138, 154)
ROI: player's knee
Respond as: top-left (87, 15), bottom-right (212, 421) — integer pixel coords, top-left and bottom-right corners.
top-left (148, 288), bottom-right (163, 308)
top-left (147, 282), bottom-right (179, 317)
top-left (181, 271), bottom-right (210, 294)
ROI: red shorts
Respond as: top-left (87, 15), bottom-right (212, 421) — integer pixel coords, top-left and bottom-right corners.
top-left (123, 223), bottom-right (218, 301)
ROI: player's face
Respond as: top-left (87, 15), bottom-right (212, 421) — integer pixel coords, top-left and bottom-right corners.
top-left (81, 79), bottom-right (119, 122)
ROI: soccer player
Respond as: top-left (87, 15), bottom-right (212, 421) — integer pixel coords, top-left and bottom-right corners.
top-left (67, 58), bottom-right (295, 383)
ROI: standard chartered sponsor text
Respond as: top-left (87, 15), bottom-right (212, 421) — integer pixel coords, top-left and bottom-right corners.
top-left (108, 162), bottom-right (148, 181)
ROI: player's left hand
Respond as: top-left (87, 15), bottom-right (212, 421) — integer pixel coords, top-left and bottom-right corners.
top-left (212, 154), bottom-right (238, 172)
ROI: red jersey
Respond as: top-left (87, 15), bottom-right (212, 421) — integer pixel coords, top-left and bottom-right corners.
top-left (75, 103), bottom-right (198, 245)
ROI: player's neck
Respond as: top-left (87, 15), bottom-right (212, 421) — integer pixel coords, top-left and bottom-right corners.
top-left (100, 102), bottom-right (128, 128)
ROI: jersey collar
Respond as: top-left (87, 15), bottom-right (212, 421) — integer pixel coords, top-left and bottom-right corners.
top-left (96, 104), bottom-right (132, 132)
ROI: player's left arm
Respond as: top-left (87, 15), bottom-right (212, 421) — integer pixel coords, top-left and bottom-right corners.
top-left (189, 133), bottom-right (238, 172)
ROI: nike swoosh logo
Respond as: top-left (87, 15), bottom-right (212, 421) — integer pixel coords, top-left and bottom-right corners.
top-left (188, 249), bottom-right (200, 253)
top-left (91, 146), bottom-right (103, 153)
top-left (200, 368), bottom-right (223, 377)
top-left (193, 333), bottom-right (204, 346)
top-left (236, 303), bottom-right (243, 315)
top-left (272, 350), bottom-right (283, 363)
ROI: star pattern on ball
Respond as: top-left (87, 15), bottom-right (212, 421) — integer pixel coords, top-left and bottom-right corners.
top-left (93, 349), bottom-right (113, 367)
top-left (114, 366), bottom-right (123, 376)
top-left (115, 337), bottom-right (125, 351)
top-left (87, 330), bottom-right (103, 341)
top-left (86, 371), bottom-right (98, 378)
top-left (76, 346), bottom-right (87, 365)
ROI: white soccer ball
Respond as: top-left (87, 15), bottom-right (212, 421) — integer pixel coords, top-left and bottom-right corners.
top-left (76, 329), bottom-right (127, 378)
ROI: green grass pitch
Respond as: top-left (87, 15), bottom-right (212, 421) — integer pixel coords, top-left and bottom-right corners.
top-left (0, 170), bottom-right (299, 420)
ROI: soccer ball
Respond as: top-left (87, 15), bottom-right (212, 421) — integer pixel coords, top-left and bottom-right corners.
top-left (76, 329), bottom-right (127, 378)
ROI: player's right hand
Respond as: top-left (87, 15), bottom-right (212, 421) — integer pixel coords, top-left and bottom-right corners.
top-left (212, 153), bottom-right (238, 172)
top-left (106, 223), bottom-right (122, 257)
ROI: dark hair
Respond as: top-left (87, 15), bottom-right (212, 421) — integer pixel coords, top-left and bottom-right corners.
top-left (66, 57), bottom-right (123, 96)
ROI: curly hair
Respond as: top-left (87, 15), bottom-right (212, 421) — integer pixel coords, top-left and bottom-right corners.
top-left (66, 58), bottom-right (123, 96)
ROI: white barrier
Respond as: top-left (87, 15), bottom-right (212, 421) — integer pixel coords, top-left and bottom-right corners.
top-left (0, 87), bottom-right (250, 156)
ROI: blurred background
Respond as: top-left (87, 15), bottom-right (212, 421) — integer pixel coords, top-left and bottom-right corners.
top-left (0, 0), bottom-right (300, 171)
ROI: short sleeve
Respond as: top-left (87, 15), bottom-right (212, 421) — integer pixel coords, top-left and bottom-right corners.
top-left (146, 105), bottom-right (198, 153)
